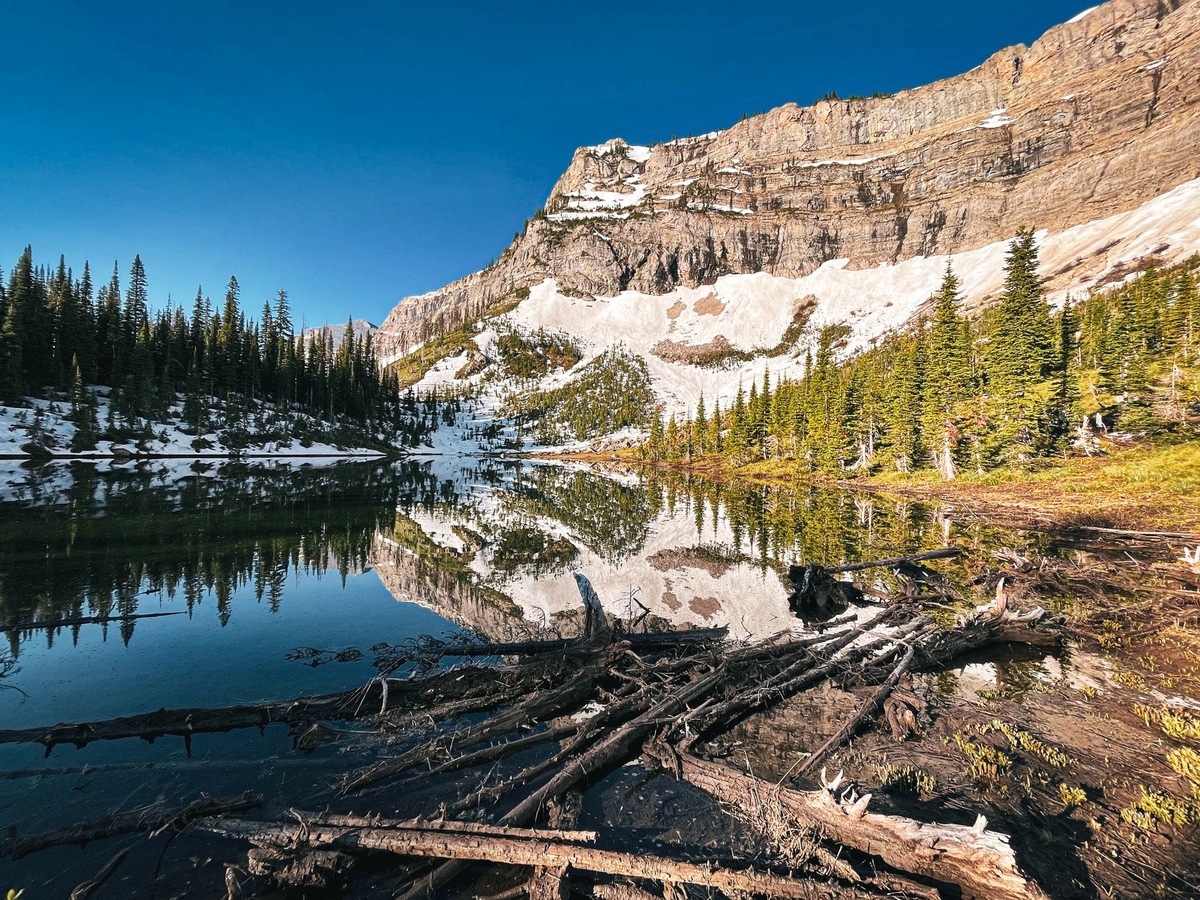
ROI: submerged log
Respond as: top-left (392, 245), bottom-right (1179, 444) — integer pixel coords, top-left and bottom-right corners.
top-left (0, 610), bottom-right (186, 633)
top-left (786, 644), bottom-right (916, 783)
top-left (2, 792), bottom-right (262, 859)
top-left (69, 847), bottom-right (129, 900)
top-left (655, 749), bottom-right (1048, 900)
top-left (0, 688), bottom-right (384, 752)
top-left (0, 660), bottom-right (537, 751)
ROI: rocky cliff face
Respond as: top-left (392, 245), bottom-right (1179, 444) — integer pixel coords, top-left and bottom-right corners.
top-left (377, 0), bottom-right (1198, 356)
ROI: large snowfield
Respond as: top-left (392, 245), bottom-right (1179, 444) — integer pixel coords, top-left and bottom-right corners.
top-left (403, 174), bottom-right (1200, 451)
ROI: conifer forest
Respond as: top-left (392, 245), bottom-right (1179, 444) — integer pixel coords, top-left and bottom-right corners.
top-left (643, 231), bottom-right (1200, 478)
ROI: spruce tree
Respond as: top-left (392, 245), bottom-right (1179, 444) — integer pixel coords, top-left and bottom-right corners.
top-left (987, 229), bottom-right (1054, 394)
top-left (922, 263), bottom-right (972, 475)
top-left (985, 229), bottom-right (1055, 458)
top-left (68, 358), bottom-right (99, 451)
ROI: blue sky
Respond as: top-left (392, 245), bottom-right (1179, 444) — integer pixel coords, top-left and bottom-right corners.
top-left (1, 0), bottom-right (1093, 329)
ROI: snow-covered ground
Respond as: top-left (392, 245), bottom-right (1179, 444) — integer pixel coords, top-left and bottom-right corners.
top-left (0, 390), bottom-right (388, 460)
top-left (399, 175), bottom-right (1200, 438)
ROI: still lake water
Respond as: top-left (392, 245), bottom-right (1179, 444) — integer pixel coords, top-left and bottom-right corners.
top-left (0, 455), bottom-right (1048, 895)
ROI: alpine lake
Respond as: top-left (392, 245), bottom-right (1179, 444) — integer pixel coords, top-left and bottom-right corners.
top-left (1, 456), bottom-right (1197, 898)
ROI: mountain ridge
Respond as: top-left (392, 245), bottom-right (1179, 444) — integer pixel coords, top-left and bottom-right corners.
top-left (376, 0), bottom-right (1200, 443)
top-left (378, 0), bottom-right (1197, 359)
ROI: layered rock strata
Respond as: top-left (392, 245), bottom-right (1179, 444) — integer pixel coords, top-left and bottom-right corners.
top-left (378, 0), bottom-right (1198, 355)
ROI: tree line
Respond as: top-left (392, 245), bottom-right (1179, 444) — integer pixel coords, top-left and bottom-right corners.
top-left (643, 231), bottom-right (1200, 477)
top-left (0, 246), bottom-right (442, 449)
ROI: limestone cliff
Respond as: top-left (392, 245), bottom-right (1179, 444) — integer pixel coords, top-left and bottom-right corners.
top-left (377, 0), bottom-right (1199, 356)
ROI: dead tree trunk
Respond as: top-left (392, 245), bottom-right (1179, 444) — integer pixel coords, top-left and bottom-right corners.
top-left (655, 750), bottom-right (1048, 900)
top-left (201, 815), bottom-right (838, 899)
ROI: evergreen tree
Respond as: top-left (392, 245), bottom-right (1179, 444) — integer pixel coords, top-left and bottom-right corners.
top-left (884, 337), bottom-right (922, 472)
top-left (987, 229), bottom-right (1054, 395)
top-left (922, 264), bottom-right (972, 475)
top-left (68, 358), bottom-right (99, 451)
top-left (985, 229), bottom-right (1055, 458)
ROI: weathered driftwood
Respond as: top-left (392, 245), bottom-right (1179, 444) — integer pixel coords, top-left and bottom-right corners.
top-left (395, 666), bottom-right (728, 899)
top-left (201, 815), bottom-right (837, 899)
top-left (10, 565), bottom-right (1066, 899)
top-left (0, 659), bottom-right (549, 751)
top-left (301, 813), bottom-right (597, 844)
top-left (655, 749), bottom-right (1048, 900)
top-left (423, 722), bottom-right (579, 777)
top-left (2, 792), bottom-right (262, 859)
top-left (439, 684), bottom-right (656, 818)
top-left (688, 610), bottom-right (912, 742)
top-left (590, 884), bottom-right (662, 900)
top-left (0, 686), bottom-right (389, 751)
top-left (427, 627), bottom-right (728, 659)
top-left (245, 846), bottom-right (352, 889)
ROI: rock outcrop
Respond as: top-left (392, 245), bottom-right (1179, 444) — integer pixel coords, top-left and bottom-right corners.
top-left (377, 0), bottom-right (1199, 357)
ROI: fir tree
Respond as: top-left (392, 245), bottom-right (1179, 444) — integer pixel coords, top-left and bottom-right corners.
top-left (985, 229), bottom-right (1055, 458)
top-left (68, 358), bottom-right (99, 451)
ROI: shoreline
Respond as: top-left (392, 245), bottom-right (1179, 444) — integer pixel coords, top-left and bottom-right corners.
top-left (0, 450), bottom-right (394, 462)
top-left (534, 442), bottom-right (1200, 538)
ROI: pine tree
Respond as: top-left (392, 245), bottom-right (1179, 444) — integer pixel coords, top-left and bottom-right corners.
top-left (1053, 299), bottom-right (1082, 445)
top-left (68, 358), bottom-right (99, 451)
top-left (922, 263), bottom-right (972, 476)
top-left (884, 337), bottom-right (923, 472)
top-left (987, 229), bottom-right (1054, 395)
top-left (985, 229), bottom-right (1055, 459)
top-left (5, 246), bottom-right (50, 391)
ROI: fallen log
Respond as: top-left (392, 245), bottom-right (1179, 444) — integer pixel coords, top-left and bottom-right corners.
top-left (301, 813), bottom-right (597, 844)
top-left (785, 643), bottom-right (916, 784)
top-left (690, 610), bottom-right (918, 742)
top-left (0, 689), bottom-right (381, 752)
top-left (341, 652), bottom-right (615, 793)
top-left (2, 792), bottom-right (262, 859)
top-left (396, 627), bottom-right (728, 660)
top-left (200, 815), bottom-right (839, 899)
top-left (655, 749), bottom-right (1048, 900)
top-left (441, 684), bottom-right (657, 818)
top-left (0, 662), bottom-right (521, 751)
top-left (828, 547), bottom-right (962, 574)
top-left (0, 610), bottom-right (186, 633)
top-left (399, 665), bottom-right (726, 899)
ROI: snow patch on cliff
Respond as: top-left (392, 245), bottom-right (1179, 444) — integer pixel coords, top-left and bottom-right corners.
top-left (501, 176), bottom-right (1200, 420)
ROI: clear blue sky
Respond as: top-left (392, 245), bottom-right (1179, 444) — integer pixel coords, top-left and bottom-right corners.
top-left (1, 0), bottom-right (1092, 329)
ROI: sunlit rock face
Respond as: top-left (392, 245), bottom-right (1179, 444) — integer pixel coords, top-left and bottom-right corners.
top-left (378, 0), bottom-right (1200, 365)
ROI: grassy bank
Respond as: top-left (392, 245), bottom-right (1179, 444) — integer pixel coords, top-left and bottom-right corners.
top-left (856, 441), bottom-right (1200, 534)
top-left (598, 440), bottom-right (1200, 535)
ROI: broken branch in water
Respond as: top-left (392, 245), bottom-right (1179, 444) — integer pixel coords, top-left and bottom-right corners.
top-left (1, 792), bottom-right (262, 859)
